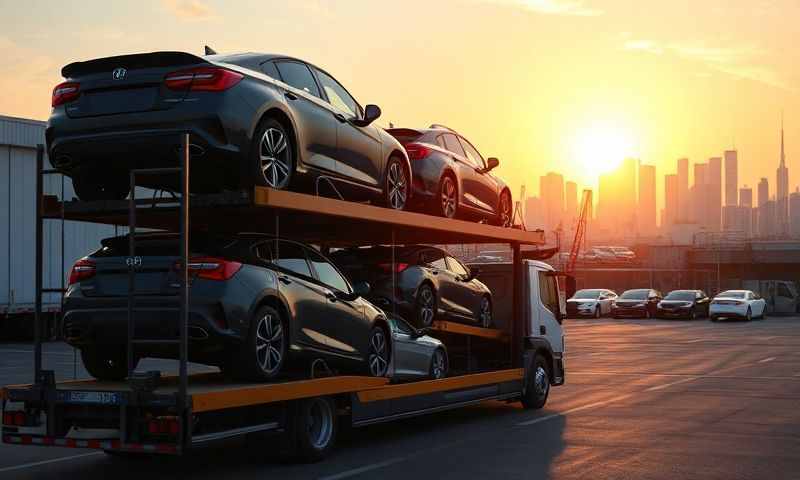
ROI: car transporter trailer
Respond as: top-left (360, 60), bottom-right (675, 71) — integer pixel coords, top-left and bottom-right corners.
top-left (1, 134), bottom-right (563, 461)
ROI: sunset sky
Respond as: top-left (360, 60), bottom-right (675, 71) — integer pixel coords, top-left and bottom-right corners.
top-left (1, 0), bottom-right (798, 216)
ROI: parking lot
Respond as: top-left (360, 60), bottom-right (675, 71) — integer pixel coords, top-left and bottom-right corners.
top-left (1, 316), bottom-right (799, 479)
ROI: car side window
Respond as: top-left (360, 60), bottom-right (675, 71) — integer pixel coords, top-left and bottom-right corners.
top-left (459, 137), bottom-right (486, 169)
top-left (421, 250), bottom-right (447, 270)
top-left (261, 61), bottom-right (280, 80)
top-left (253, 241), bottom-right (273, 262)
top-left (314, 68), bottom-right (359, 118)
top-left (435, 135), bottom-right (446, 149)
top-left (275, 61), bottom-right (321, 98)
top-left (446, 256), bottom-right (468, 276)
top-left (442, 133), bottom-right (466, 157)
top-left (392, 317), bottom-right (414, 336)
top-left (274, 241), bottom-right (313, 278)
top-left (307, 249), bottom-right (351, 293)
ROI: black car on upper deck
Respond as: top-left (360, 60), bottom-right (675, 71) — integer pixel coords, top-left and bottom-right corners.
top-left (46, 50), bottom-right (411, 211)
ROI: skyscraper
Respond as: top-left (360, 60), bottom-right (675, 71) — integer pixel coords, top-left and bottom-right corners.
top-left (790, 190), bottom-right (800, 238)
top-left (539, 172), bottom-right (564, 232)
top-left (691, 163), bottom-right (708, 225)
top-left (708, 156), bottom-right (722, 230)
top-left (724, 150), bottom-right (738, 207)
top-left (638, 164), bottom-right (656, 234)
top-left (565, 181), bottom-right (578, 228)
top-left (757, 178), bottom-right (770, 237)
top-left (777, 116), bottom-right (789, 236)
top-left (740, 185), bottom-right (754, 237)
top-left (758, 178), bottom-right (769, 208)
top-left (677, 158), bottom-right (689, 222)
top-left (664, 174), bottom-right (678, 228)
top-left (740, 186), bottom-right (753, 208)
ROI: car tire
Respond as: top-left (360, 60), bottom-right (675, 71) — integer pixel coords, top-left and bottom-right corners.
top-left (80, 348), bottom-right (134, 381)
top-left (479, 295), bottom-right (493, 328)
top-left (521, 353), bottom-right (550, 410)
top-left (710, 315), bottom-right (718, 322)
top-left (72, 171), bottom-right (130, 201)
top-left (237, 305), bottom-right (287, 381)
top-left (429, 348), bottom-right (448, 380)
top-left (745, 307), bottom-right (752, 322)
top-left (415, 284), bottom-right (437, 327)
top-left (383, 156), bottom-right (409, 210)
top-left (690, 311), bottom-right (697, 320)
top-left (594, 306), bottom-right (601, 319)
top-left (367, 325), bottom-right (391, 377)
top-left (438, 175), bottom-right (458, 219)
top-left (494, 189), bottom-right (512, 227)
top-left (645, 309), bottom-right (651, 319)
top-left (252, 118), bottom-right (294, 190)
top-left (285, 396), bottom-right (338, 463)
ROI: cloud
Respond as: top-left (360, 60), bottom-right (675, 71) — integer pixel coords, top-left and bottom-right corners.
top-left (624, 38), bottom-right (791, 91)
top-left (481, 0), bottom-right (603, 16)
top-left (0, 36), bottom-right (58, 119)
top-left (161, 0), bottom-right (216, 21)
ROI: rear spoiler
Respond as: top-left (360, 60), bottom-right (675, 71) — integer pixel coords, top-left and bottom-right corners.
top-left (62, 51), bottom-right (208, 78)
top-left (385, 128), bottom-right (423, 139)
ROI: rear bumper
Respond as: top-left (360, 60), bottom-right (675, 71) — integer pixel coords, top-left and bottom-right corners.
top-left (709, 306), bottom-right (749, 319)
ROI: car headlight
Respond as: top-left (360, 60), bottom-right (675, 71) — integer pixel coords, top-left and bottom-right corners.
top-left (579, 302), bottom-right (595, 308)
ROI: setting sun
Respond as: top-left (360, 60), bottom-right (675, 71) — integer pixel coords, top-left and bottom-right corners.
top-left (571, 122), bottom-right (638, 175)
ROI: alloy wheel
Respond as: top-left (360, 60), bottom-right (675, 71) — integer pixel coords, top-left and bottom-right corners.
top-left (418, 287), bottom-right (435, 327)
top-left (306, 398), bottom-right (334, 450)
top-left (431, 350), bottom-right (446, 379)
top-left (480, 296), bottom-right (492, 328)
top-left (386, 161), bottom-right (407, 210)
top-left (534, 365), bottom-right (550, 398)
top-left (440, 177), bottom-right (457, 218)
top-left (368, 328), bottom-right (389, 377)
top-left (255, 313), bottom-right (284, 375)
top-left (259, 127), bottom-right (291, 188)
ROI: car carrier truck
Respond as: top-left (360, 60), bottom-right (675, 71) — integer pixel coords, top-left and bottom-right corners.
top-left (1, 139), bottom-right (565, 462)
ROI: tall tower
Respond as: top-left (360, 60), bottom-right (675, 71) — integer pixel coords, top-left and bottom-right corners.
top-left (708, 157), bottom-right (722, 230)
top-left (638, 164), bottom-right (657, 234)
top-left (677, 158), bottom-right (689, 222)
top-left (777, 114), bottom-right (789, 236)
top-left (724, 150), bottom-right (738, 207)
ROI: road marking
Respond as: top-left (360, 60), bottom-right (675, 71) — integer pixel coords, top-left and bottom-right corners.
top-left (516, 394), bottom-right (633, 426)
top-left (686, 339), bottom-right (705, 343)
top-left (0, 452), bottom-right (102, 474)
top-left (319, 457), bottom-right (406, 480)
top-left (758, 357), bottom-right (776, 364)
top-left (645, 377), bottom-right (698, 392)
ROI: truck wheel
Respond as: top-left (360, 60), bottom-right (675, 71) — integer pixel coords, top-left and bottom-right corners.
top-left (286, 396), bottom-right (338, 463)
top-left (521, 354), bottom-right (550, 410)
top-left (81, 348), bottom-right (134, 381)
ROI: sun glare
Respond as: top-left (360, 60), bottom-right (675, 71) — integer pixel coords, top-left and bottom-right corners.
top-left (571, 123), bottom-right (637, 175)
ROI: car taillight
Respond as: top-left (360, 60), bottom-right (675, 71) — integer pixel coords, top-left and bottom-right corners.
top-left (3, 411), bottom-right (26, 426)
top-left (176, 257), bottom-right (242, 281)
top-left (164, 67), bottom-right (243, 92)
top-left (52, 82), bottom-right (80, 107)
top-left (68, 258), bottom-right (96, 285)
top-left (146, 417), bottom-right (180, 436)
top-left (378, 262), bottom-right (409, 273)
top-left (404, 143), bottom-right (431, 161)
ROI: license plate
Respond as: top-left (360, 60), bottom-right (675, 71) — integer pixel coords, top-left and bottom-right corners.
top-left (65, 391), bottom-right (120, 405)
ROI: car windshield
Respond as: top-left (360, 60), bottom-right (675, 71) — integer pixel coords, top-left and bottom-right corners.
top-left (573, 289), bottom-right (604, 299)
top-left (717, 291), bottom-right (746, 299)
top-left (621, 290), bottom-right (649, 300)
top-left (665, 291), bottom-right (696, 301)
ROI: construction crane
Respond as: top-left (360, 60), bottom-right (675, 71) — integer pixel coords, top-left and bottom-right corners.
top-left (566, 189), bottom-right (592, 273)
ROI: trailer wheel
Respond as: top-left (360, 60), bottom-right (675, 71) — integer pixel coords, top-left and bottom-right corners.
top-left (521, 354), bottom-right (550, 410)
top-left (80, 348), bottom-right (133, 381)
top-left (286, 396), bottom-right (338, 463)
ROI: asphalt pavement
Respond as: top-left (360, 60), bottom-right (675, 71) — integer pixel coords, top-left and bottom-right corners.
top-left (1, 316), bottom-right (799, 479)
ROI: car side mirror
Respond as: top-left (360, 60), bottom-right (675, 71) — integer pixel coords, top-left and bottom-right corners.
top-left (486, 157), bottom-right (499, 171)
top-left (463, 266), bottom-right (480, 281)
top-left (353, 104), bottom-right (381, 127)
top-left (352, 281), bottom-right (371, 297)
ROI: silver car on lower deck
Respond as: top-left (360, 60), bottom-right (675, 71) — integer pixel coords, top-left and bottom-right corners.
top-left (388, 316), bottom-right (448, 381)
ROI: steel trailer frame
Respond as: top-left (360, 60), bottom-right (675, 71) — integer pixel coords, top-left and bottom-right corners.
top-left (3, 135), bottom-right (552, 458)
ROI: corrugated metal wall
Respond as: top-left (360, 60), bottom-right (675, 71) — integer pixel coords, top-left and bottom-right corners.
top-left (1, 115), bottom-right (122, 312)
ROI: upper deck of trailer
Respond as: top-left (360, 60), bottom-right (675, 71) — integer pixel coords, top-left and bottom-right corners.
top-left (43, 187), bottom-right (545, 247)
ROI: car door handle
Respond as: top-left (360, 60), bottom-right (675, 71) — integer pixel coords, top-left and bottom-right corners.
top-left (278, 275), bottom-right (292, 285)
top-left (333, 113), bottom-right (347, 123)
top-left (284, 91), bottom-right (298, 101)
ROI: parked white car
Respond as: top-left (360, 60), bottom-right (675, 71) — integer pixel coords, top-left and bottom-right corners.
top-left (566, 289), bottom-right (617, 318)
top-left (709, 290), bottom-right (766, 322)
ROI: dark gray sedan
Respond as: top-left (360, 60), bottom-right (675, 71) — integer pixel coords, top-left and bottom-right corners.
top-left (47, 50), bottom-right (411, 210)
top-left (331, 245), bottom-right (492, 328)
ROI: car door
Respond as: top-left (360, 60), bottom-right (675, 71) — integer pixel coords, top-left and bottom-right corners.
top-left (648, 290), bottom-right (662, 315)
top-left (306, 248), bottom-right (369, 360)
top-left (313, 67), bottom-right (383, 191)
top-left (696, 291), bottom-right (709, 316)
top-left (419, 249), bottom-right (462, 319)
top-left (389, 317), bottom-right (430, 379)
top-left (446, 255), bottom-right (483, 320)
top-left (439, 133), bottom-right (487, 213)
top-left (458, 136), bottom-right (501, 214)
top-left (272, 240), bottom-right (331, 353)
top-left (272, 60), bottom-right (339, 173)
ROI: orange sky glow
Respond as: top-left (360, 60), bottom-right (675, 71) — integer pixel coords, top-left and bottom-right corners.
top-left (1, 0), bottom-right (798, 215)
